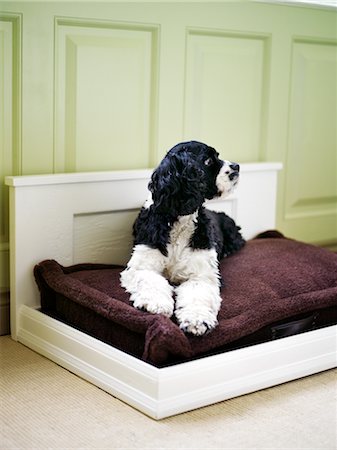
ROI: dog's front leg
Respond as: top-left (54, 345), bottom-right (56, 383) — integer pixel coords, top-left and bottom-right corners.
top-left (120, 244), bottom-right (174, 317)
top-left (174, 249), bottom-right (222, 335)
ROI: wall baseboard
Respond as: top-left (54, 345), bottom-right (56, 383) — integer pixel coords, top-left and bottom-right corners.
top-left (0, 291), bottom-right (10, 335)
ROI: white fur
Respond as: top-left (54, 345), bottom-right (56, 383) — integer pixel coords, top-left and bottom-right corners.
top-left (174, 248), bottom-right (221, 335)
top-left (164, 212), bottom-right (198, 284)
top-left (216, 160), bottom-right (239, 198)
top-left (120, 245), bottom-right (174, 317)
top-left (120, 214), bottom-right (222, 334)
top-left (143, 193), bottom-right (153, 209)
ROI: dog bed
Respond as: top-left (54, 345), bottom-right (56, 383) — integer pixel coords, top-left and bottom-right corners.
top-left (34, 232), bottom-right (337, 367)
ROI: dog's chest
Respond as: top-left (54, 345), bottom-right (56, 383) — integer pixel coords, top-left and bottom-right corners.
top-left (165, 213), bottom-right (197, 283)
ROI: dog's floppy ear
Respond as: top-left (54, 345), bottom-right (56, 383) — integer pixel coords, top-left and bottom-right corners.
top-left (148, 153), bottom-right (182, 215)
top-left (149, 149), bottom-right (207, 216)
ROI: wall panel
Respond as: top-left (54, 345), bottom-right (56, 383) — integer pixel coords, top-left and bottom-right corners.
top-left (0, 1), bottom-right (336, 335)
top-left (184, 29), bottom-right (271, 162)
top-left (284, 38), bottom-right (337, 242)
top-left (0, 14), bottom-right (21, 334)
top-left (55, 19), bottom-right (159, 172)
top-left (0, 19), bottom-right (13, 252)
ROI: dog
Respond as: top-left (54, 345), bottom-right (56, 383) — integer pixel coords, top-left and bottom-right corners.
top-left (120, 141), bottom-right (245, 335)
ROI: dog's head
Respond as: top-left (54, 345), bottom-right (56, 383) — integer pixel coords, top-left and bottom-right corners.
top-left (148, 141), bottom-right (240, 216)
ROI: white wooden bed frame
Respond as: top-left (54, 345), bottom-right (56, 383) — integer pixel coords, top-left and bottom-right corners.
top-left (5, 163), bottom-right (337, 420)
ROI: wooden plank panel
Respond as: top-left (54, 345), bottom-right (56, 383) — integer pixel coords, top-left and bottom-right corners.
top-left (73, 210), bottom-right (139, 265)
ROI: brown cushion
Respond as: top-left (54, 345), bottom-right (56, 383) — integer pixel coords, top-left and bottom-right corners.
top-left (34, 233), bottom-right (337, 366)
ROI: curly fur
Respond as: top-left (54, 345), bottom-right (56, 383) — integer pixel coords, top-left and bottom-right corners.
top-left (121, 141), bottom-right (245, 335)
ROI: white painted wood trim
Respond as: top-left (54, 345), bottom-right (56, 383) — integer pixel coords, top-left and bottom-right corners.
top-left (18, 305), bottom-right (337, 420)
top-left (256, 0), bottom-right (337, 10)
top-left (7, 164), bottom-right (337, 419)
top-left (4, 163), bottom-right (282, 187)
top-left (5, 169), bottom-right (154, 187)
top-left (5, 164), bottom-right (282, 340)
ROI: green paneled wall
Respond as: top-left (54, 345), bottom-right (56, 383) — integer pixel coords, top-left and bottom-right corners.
top-left (0, 1), bottom-right (336, 333)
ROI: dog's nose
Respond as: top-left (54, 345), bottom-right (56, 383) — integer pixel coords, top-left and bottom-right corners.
top-left (229, 163), bottom-right (240, 172)
top-left (229, 162), bottom-right (240, 181)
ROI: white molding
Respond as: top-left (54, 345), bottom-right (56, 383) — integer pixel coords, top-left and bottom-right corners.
top-left (257, 0), bottom-right (337, 10)
top-left (5, 163), bottom-right (282, 187)
top-left (5, 165), bottom-right (282, 339)
top-left (5, 169), bottom-right (154, 187)
top-left (18, 306), bottom-right (337, 420)
top-left (7, 165), bottom-right (337, 419)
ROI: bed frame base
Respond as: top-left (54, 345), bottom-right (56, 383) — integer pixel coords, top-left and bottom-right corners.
top-left (18, 305), bottom-right (336, 420)
top-left (6, 166), bottom-right (336, 419)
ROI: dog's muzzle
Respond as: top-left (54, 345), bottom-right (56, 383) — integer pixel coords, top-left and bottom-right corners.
top-left (215, 160), bottom-right (240, 198)
top-left (228, 163), bottom-right (240, 180)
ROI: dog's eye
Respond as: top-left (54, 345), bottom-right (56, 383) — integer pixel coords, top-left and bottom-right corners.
top-left (204, 157), bottom-right (213, 166)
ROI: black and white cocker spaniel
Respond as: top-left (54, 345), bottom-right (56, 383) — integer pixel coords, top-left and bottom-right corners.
top-left (120, 141), bottom-right (245, 335)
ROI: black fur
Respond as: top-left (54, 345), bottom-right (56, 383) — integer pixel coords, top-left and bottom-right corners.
top-left (133, 141), bottom-right (245, 259)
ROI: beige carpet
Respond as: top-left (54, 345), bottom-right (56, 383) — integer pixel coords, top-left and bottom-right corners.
top-left (0, 336), bottom-right (336, 450)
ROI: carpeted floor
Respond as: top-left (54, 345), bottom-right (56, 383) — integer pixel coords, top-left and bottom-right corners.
top-left (0, 335), bottom-right (336, 450)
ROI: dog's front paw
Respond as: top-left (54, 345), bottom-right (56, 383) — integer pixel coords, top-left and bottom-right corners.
top-left (132, 293), bottom-right (174, 318)
top-left (175, 307), bottom-right (218, 336)
top-left (121, 268), bottom-right (174, 318)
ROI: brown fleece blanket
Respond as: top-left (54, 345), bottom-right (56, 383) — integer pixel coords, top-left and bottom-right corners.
top-left (34, 232), bottom-right (337, 366)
